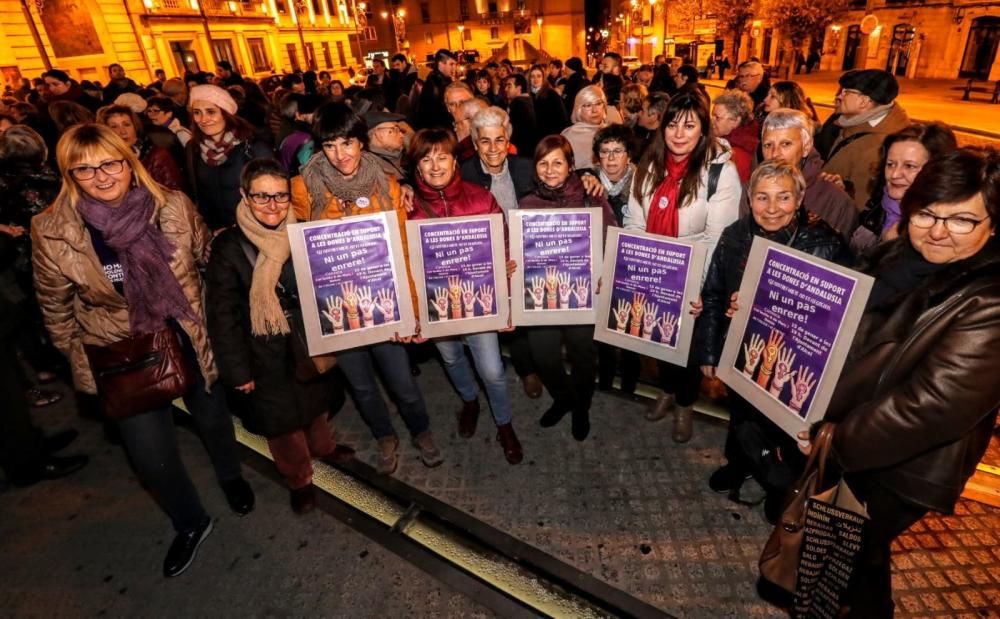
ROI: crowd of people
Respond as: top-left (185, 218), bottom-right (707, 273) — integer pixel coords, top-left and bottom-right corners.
top-left (2, 48), bottom-right (999, 616)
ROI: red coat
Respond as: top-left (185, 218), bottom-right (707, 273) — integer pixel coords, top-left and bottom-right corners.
top-left (724, 120), bottom-right (760, 184)
top-left (141, 142), bottom-right (186, 193)
top-left (409, 172), bottom-right (508, 256)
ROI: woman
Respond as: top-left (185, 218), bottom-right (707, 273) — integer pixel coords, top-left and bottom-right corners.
top-left (853, 122), bottom-right (957, 254)
top-left (623, 90), bottom-right (741, 442)
top-left (710, 90), bottom-right (759, 183)
top-left (31, 124), bottom-right (253, 578)
top-left (800, 148), bottom-right (1000, 616)
top-left (591, 124), bottom-right (641, 396)
top-left (762, 80), bottom-right (819, 122)
top-left (517, 135), bottom-right (617, 440)
top-left (186, 84), bottom-right (272, 231)
top-left (618, 82), bottom-right (648, 128)
top-left (561, 85), bottom-right (617, 171)
top-left (289, 102), bottom-right (441, 476)
top-left (528, 64), bottom-right (569, 133)
top-left (145, 95), bottom-right (193, 146)
top-left (473, 70), bottom-right (501, 107)
top-left (693, 161), bottom-right (850, 517)
top-left (206, 159), bottom-right (352, 514)
top-left (98, 104), bottom-right (185, 192)
top-left (406, 128), bottom-right (523, 464)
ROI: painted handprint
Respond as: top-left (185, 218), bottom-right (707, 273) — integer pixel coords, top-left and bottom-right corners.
top-left (476, 284), bottom-right (494, 315)
top-left (657, 312), bottom-right (678, 345)
top-left (628, 292), bottom-right (646, 337)
top-left (789, 366), bottom-right (818, 413)
top-left (572, 277), bottom-right (590, 308)
top-left (768, 347), bottom-right (797, 397)
top-left (641, 301), bottom-right (659, 340)
top-left (613, 298), bottom-right (631, 332)
top-left (742, 332), bottom-right (765, 377)
top-left (432, 287), bottom-right (450, 321)
top-left (557, 272), bottom-right (572, 309)
top-left (755, 329), bottom-right (785, 389)
top-left (341, 281), bottom-right (361, 329)
top-left (447, 276), bottom-right (463, 319)
top-left (358, 285), bottom-right (375, 327)
top-left (544, 266), bottom-right (558, 309)
top-left (461, 280), bottom-right (477, 317)
top-left (527, 276), bottom-right (545, 309)
top-left (322, 296), bottom-right (346, 333)
top-left (374, 288), bottom-right (396, 322)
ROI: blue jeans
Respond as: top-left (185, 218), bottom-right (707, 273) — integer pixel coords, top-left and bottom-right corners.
top-left (117, 371), bottom-right (242, 533)
top-left (336, 341), bottom-right (430, 440)
top-left (435, 332), bottom-right (513, 426)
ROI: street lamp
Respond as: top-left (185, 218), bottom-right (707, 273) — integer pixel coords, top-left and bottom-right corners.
top-left (536, 17), bottom-right (543, 51)
top-left (457, 24), bottom-right (464, 50)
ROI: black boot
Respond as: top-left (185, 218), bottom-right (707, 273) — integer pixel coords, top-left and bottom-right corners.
top-left (571, 408), bottom-right (590, 441)
top-left (539, 401), bottom-right (571, 428)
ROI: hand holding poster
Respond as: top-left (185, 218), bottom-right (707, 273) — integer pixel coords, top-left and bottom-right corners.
top-left (509, 209), bottom-right (603, 326)
top-left (288, 213), bottom-right (416, 355)
top-left (717, 238), bottom-right (873, 439)
top-left (593, 228), bottom-right (706, 365)
top-left (406, 214), bottom-right (509, 338)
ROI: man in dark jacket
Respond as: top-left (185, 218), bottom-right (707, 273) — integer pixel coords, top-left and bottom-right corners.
top-left (389, 53), bottom-right (419, 112)
top-left (735, 61), bottom-right (770, 125)
top-left (413, 49), bottom-right (457, 130)
top-left (561, 57), bottom-right (588, 116)
top-left (759, 108), bottom-right (858, 239)
top-left (503, 73), bottom-right (539, 158)
top-left (102, 64), bottom-right (140, 104)
top-left (215, 60), bottom-right (245, 87)
top-left (592, 52), bottom-right (624, 106)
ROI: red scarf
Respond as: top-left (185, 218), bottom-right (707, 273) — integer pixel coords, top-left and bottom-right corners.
top-left (644, 155), bottom-right (690, 237)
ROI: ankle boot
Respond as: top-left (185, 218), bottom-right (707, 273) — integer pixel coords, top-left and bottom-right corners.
top-left (672, 404), bottom-right (694, 443)
top-left (496, 423), bottom-right (523, 464)
top-left (571, 408), bottom-right (590, 441)
top-left (539, 401), bottom-right (571, 427)
top-left (457, 398), bottom-right (480, 438)
top-left (645, 392), bottom-right (675, 421)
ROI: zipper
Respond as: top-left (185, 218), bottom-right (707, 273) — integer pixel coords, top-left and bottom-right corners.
top-left (438, 190), bottom-right (450, 217)
top-left (98, 352), bottom-right (162, 377)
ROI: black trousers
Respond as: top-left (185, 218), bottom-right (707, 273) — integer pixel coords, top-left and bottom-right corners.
top-left (0, 341), bottom-right (46, 484)
top-left (501, 329), bottom-right (536, 378)
top-left (597, 343), bottom-right (640, 392)
top-left (657, 359), bottom-right (702, 407)
top-left (527, 325), bottom-right (596, 412)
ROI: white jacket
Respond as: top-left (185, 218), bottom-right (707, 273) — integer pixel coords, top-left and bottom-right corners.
top-left (622, 148), bottom-right (742, 279)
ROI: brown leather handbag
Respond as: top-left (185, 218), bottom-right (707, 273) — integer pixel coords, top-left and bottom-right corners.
top-left (84, 327), bottom-right (197, 421)
top-left (758, 423), bottom-right (835, 593)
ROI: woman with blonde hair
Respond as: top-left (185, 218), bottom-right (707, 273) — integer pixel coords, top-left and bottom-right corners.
top-left (561, 85), bottom-right (622, 170)
top-left (31, 124), bottom-right (253, 578)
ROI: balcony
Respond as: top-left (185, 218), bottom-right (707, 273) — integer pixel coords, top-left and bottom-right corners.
top-left (479, 10), bottom-right (512, 25)
top-left (142, 0), bottom-right (270, 17)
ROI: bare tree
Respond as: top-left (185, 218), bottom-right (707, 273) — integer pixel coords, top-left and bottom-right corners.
top-left (706, 0), bottom-right (754, 58)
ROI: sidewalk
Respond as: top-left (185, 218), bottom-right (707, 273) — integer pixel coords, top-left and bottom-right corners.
top-left (703, 70), bottom-right (1000, 140)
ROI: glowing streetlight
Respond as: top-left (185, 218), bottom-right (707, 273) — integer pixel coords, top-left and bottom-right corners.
top-left (537, 16), bottom-right (543, 50)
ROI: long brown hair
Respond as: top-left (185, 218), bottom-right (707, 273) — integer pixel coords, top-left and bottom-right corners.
top-left (632, 90), bottom-right (720, 208)
top-left (188, 108), bottom-right (254, 144)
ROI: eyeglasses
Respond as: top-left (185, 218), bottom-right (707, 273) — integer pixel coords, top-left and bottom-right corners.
top-left (581, 102), bottom-right (606, 110)
top-left (909, 211), bottom-right (990, 235)
top-left (374, 126), bottom-right (401, 136)
top-left (599, 147), bottom-right (627, 158)
top-left (838, 88), bottom-right (865, 98)
top-left (70, 159), bottom-right (126, 181)
top-left (737, 73), bottom-right (762, 80)
top-left (145, 108), bottom-right (163, 115)
top-left (248, 192), bottom-right (291, 205)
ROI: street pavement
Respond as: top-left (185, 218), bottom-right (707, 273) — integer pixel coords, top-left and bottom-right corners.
top-left (3, 359), bottom-right (1000, 617)
top-left (703, 70), bottom-right (1000, 145)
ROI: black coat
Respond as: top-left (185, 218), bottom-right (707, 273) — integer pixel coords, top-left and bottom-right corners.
top-left (531, 88), bottom-right (569, 135)
top-left (205, 227), bottom-right (338, 437)
top-left (562, 71), bottom-right (588, 116)
top-left (693, 209), bottom-right (851, 367)
top-left (187, 139), bottom-right (273, 230)
top-left (506, 95), bottom-right (539, 158)
top-left (413, 69), bottom-right (452, 130)
top-left (460, 155), bottom-right (537, 200)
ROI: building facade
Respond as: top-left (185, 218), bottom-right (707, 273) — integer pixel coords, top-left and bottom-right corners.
top-left (0, 0), bottom-right (372, 87)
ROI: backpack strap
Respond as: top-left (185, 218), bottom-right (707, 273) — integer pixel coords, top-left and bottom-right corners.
top-left (706, 162), bottom-right (724, 201)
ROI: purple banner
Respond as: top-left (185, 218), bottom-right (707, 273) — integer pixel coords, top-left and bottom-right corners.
top-left (735, 247), bottom-right (857, 419)
top-left (520, 212), bottom-right (593, 311)
top-left (605, 234), bottom-right (691, 348)
top-left (304, 219), bottom-right (401, 336)
top-left (419, 219), bottom-right (498, 322)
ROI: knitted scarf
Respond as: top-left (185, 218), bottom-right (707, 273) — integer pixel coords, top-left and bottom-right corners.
top-left (645, 155), bottom-right (690, 237)
top-left (300, 151), bottom-right (395, 219)
top-left (199, 130), bottom-right (240, 166)
top-left (235, 198), bottom-right (294, 336)
top-left (834, 103), bottom-right (894, 129)
top-left (598, 164), bottom-right (635, 200)
top-left (76, 187), bottom-right (199, 334)
top-left (881, 187), bottom-right (902, 236)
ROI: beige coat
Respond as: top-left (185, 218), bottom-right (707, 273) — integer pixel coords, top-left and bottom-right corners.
top-left (31, 189), bottom-right (218, 394)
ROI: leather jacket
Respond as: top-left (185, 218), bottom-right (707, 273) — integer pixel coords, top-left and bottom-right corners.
top-left (827, 239), bottom-right (1000, 513)
top-left (693, 208), bottom-right (851, 367)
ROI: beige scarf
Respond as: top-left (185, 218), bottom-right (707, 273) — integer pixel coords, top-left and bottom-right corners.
top-left (236, 198), bottom-right (295, 336)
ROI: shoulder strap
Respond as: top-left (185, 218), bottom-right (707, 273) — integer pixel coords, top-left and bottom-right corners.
top-left (706, 163), bottom-right (724, 201)
top-left (238, 235), bottom-right (287, 294)
top-left (826, 131), bottom-right (873, 164)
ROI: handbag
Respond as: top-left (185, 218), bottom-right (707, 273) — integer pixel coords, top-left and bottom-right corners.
top-left (758, 424), bottom-right (869, 617)
top-left (84, 327), bottom-right (197, 420)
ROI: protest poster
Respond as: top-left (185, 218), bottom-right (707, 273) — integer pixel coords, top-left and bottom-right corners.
top-left (593, 228), bottom-right (706, 366)
top-left (288, 212), bottom-right (416, 355)
top-left (406, 214), bottom-right (509, 338)
top-left (508, 208), bottom-right (603, 326)
top-left (717, 238), bottom-right (873, 439)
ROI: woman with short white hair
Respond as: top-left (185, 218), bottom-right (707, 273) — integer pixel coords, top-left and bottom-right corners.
top-left (561, 85), bottom-right (622, 170)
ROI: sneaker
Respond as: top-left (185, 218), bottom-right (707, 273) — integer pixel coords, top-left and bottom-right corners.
top-left (163, 516), bottom-right (213, 577)
top-left (411, 431), bottom-right (444, 468)
top-left (708, 464), bottom-right (752, 494)
top-left (377, 435), bottom-right (399, 475)
top-left (220, 478), bottom-right (255, 516)
top-left (644, 393), bottom-right (675, 422)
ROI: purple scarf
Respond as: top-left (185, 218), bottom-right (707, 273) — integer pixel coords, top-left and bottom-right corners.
top-left (76, 186), bottom-right (199, 334)
top-left (881, 187), bottom-right (902, 236)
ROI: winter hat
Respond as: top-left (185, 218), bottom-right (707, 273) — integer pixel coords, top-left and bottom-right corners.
top-left (114, 93), bottom-right (147, 113)
top-left (188, 84), bottom-right (238, 114)
top-left (565, 57), bottom-right (584, 74)
top-left (838, 69), bottom-right (899, 105)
